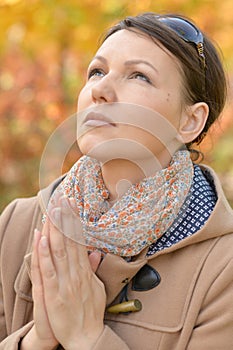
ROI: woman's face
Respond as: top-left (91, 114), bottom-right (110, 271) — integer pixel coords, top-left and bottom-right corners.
top-left (77, 29), bottom-right (188, 162)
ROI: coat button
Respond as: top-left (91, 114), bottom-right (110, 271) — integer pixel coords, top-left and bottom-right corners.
top-left (132, 264), bottom-right (161, 291)
top-left (106, 299), bottom-right (142, 314)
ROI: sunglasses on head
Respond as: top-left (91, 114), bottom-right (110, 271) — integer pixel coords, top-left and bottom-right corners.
top-left (157, 15), bottom-right (206, 70)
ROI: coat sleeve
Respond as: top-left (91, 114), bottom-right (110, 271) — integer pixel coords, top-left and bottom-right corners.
top-left (0, 322), bottom-right (34, 350)
top-left (187, 253), bottom-right (233, 349)
top-left (92, 326), bottom-right (130, 350)
top-left (0, 200), bottom-right (18, 343)
top-left (0, 198), bottom-right (39, 349)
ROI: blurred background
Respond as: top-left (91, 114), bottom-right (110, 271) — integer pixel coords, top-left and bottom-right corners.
top-left (0, 0), bottom-right (233, 212)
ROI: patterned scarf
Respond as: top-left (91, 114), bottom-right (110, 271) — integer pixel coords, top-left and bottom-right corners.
top-left (48, 150), bottom-right (194, 257)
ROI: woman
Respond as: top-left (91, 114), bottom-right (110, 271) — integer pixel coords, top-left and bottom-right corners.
top-left (0, 12), bottom-right (233, 350)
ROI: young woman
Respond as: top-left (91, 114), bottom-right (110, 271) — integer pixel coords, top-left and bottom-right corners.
top-left (0, 12), bottom-right (233, 350)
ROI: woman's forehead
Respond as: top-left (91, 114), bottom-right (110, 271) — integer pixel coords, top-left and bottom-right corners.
top-left (94, 29), bottom-right (183, 75)
top-left (97, 29), bottom-right (168, 60)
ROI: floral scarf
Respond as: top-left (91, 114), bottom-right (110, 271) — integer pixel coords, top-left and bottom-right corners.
top-left (48, 150), bottom-right (194, 257)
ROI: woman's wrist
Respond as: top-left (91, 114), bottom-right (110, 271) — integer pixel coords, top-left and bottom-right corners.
top-left (64, 326), bottom-right (104, 350)
top-left (20, 326), bottom-right (58, 350)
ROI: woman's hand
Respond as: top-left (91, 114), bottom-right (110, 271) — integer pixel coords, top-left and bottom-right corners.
top-left (37, 208), bottom-right (105, 350)
top-left (21, 225), bottom-right (58, 350)
top-left (21, 203), bottom-right (104, 350)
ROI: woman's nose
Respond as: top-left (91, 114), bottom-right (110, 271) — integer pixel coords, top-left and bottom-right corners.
top-left (91, 77), bottom-right (117, 104)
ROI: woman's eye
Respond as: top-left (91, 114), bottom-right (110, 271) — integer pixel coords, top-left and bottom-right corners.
top-left (131, 72), bottom-right (151, 84)
top-left (88, 68), bottom-right (105, 79)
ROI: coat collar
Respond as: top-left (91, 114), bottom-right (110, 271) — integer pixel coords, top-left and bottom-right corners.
top-left (16, 165), bottom-right (233, 303)
top-left (145, 164), bottom-right (233, 259)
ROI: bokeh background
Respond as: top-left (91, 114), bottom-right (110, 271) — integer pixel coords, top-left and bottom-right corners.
top-left (0, 0), bottom-right (233, 212)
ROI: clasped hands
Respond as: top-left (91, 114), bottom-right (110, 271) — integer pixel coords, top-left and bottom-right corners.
top-left (22, 194), bottom-right (106, 350)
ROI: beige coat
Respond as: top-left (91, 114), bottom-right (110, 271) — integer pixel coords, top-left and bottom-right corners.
top-left (0, 166), bottom-right (233, 349)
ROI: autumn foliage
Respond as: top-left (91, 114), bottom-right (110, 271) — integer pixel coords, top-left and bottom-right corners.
top-left (0, 0), bottom-right (233, 212)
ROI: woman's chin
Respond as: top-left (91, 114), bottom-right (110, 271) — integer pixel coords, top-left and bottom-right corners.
top-left (77, 135), bottom-right (110, 160)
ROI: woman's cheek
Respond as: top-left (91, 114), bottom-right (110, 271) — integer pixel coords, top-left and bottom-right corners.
top-left (77, 85), bottom-right (92, 111)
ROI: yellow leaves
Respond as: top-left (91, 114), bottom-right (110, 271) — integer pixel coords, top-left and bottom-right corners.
top-left (0, 0), bottom-right (21, 5)
top-left (127, 0), bottom-right (155, 14)
top-left (0, 0), bottom-right (233, 212)
top-left (0, 71), bottom-right (14, 90)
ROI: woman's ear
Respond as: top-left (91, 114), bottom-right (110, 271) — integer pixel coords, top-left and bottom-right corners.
top-left (178, 102), bottom-right (209, 144)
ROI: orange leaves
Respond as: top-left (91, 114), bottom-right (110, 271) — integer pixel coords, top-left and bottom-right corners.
top-left (0, 0), bottom-right (233, 213)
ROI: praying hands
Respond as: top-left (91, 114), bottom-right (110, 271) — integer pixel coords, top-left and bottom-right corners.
top-left (21, 216), bottom-right (105, 350)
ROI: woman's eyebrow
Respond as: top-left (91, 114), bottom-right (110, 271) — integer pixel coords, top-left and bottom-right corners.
top-left (90, 56), bottom-right (158, 75)
top-left (124, 59), bottom-right (158, 74)
top-left (90, 55), bottom-right (108, 64)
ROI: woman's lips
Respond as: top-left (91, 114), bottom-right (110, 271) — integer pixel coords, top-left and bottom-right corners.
top-left (83, 112), bottom-right (116, 127)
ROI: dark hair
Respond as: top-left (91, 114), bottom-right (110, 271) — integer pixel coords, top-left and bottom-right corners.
top-left (102, 12), bottom-right (227, 148)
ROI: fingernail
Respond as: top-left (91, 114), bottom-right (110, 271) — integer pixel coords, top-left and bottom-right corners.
top-left (34, 228), bottom-right (40, 241)
top-left (40, 235), bottom-right (48, 248)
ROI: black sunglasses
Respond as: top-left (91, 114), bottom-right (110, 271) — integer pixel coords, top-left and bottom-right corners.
top-left (157, 15), bottom-right (206, 70)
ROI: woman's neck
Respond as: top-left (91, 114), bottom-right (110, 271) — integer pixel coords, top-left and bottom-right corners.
top-left (101, 160), bottom-right (143, 202)
top-left (100, 152), bottom-right (172, 202)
